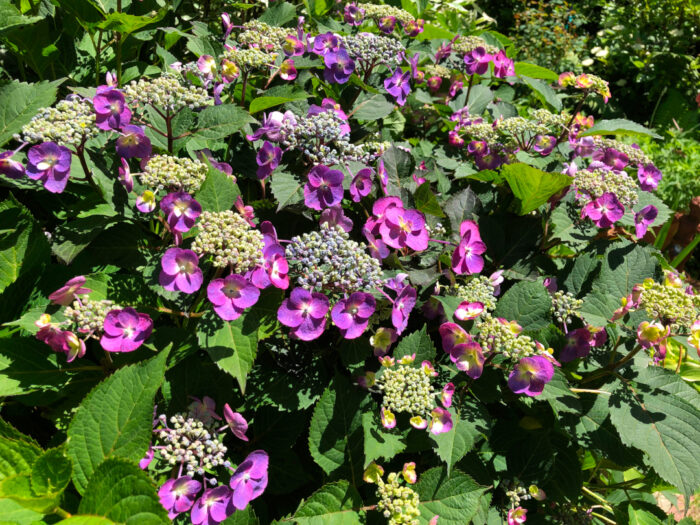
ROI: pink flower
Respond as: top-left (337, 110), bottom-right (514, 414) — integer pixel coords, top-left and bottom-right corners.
top-left (256, 141), bottom-right (282, 180)
top-left (303, 165), bottom-right (345, 210)
top-left (197, 55), bottom-right (217, 77)
top-left (581, 192), bottom-right (625, 228)
top-left (450, 342), bottom-right (485, 378)
top-left (207, 275), bottom-right (260, 321)
top-left (508, 507), bottom-right (527, 525)
top-left (279, 59), bottom-right (297, 81)
top-left (93, 88), bottom-right (131, 131)
top-left (452, 220), bottom-right (487, 275)
top-left (634, 204), bottom-right (658, 238)
top-left (136, 190), bottom-right (157, 213)
top-left (379, 207), bottom-right (429, 251)
top-left (222, 403), bottom-right (248, 441)
top-left (229, 450), bottom-right (269, 510)
top-left (637, 321), bottom-right (669, 349)
top-left (350, 167), bottom-right (374, 202)
top-left (507, 356), bottom-right (554, 397)
top-left (492, 50), bottom-right (514, 78)
top-left (429, 407), bottom-right (453, 434)
top-left (441, 383), bottom-right (455, 408)
top-left (637, 163), bottom-right (662, 191)
top-left (0, 150), bottom-right (25, 179)
top-left (100, 307), bottom-right (153, 353)
top-left (454, 301), bottom-right (484, 321)
top-left (463, 47), bottom-right (492, 75)
top-left (277, 288), bottom-right (329, 341)
top-left (391, 286), bottom-right (416, 335)
top-left (191, 486), bottom-right (234, 525)
top-left (26, 142), bottom-right (72, 193)
top-left (158, 476), bottom-right (201, 520)
top-left (320, 206), bottom-right (353, 233)
top-left (439, 322), bottom-right (470, 354)
top-left (160, 192), bottom-right (202, 233)
top-left (332, 292), bottom-right (376, 339)
top-left (159, 248), bottom-right (203, 294)
top-left (48, 276), bottom-right (92, 306)
top-left (118, 158), bottom-right (133, 191)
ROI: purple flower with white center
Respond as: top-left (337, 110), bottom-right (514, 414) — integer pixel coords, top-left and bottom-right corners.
top-left (0, 150), bottom-right (25, 179)
top-left (452, 220), bottom-right (487, 275)
top-left (350, 167), bottom-right (373, 202)
top-left (634, 204), bottom-right (658, 238)
top-left (378, 15), bottom-right (397, 33)
top-left (116, 124), bottom-right (152, 159)
top-left (100, 307), bottom-right (153, 353)
top-left (429, 407), bottom-right (453, 435)
top-left (160, 192), bottom-right (202, 233)
top-left (320, 206), bottom-right (353, 232)
top-left (533, 135), bottom-right (556, 156)
top-left (277, 288), bottom-right (329, 341)
top-left (207, 275), bottom-right (260, 321)
top-left (384, 69), bottom-right (411, 106)
top-left (392, 285), bottom-right (416, 335)
top-left (492, 50), bottom-right (515, 78)
top-left (331, 292), bottom-right (376, 339)
top-left (229, 450), bottom-right (269, 510)
top-left (118, 158), bottom-right (133, 192)
top-left (312, 32), bottom-right (340, 55)
top-left (323, 48), bottom-right (355, 84)
top-left (246, 111), bottom-right (296, 142)
top-left (463, 47), bottom-right (492, 75)
top-left (507, 356), bottom-right (555, 397)
top-left (93, 88), bottom-right (131, 131)
top-left (136, 190), bottom-right (157, 213)
top-left (308, 99), bottom-right (350, 135)
top-left (256, 141), bottom-right (282, 180)
top-left (303, 165), bottom-right (344, 210)
top-left (450, 341), bottom-right (485, 378)
top-left (191, 486), bottom-right (234, 525)
top-left (222, 403), bottom-right (248, 441)
top-left (159, 248), bottom-right (203, 294)
top-left (48, 276), bottom-right (92, 306)
top-left (379, 207), bottom-right (429, 251)
top-left (26, 142), bottom-right (71, 193)
top-left (581, 192), bottom-right (625, 228)
top-left (158, 476), bottom-right (201, 520)
top-left (344, 3), bottom-right (365, 25)
top-left (638, 163), bottom-right (662, 191)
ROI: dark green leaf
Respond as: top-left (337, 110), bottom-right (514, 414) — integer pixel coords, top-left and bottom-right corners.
top-left (0, 79), bottom-right (62, 147)
top-left (414, 182), bottom-right (445, 218)
top-left (361, 412), bottom-right (406, 467)
top-left (394, 325), bottom-right (436, 363)
top-left (522, 77), bottom-right (562, 112)
top-left (580, 119), bottom-right (662, 140)
top-left (293, 481), bottom-right (363, 525)
top-left (414, 467), bottom-right (487, 525)
top-left (351, 95), bottom-right (395, 121)
top-left (502, 163), bottom-right (572, 215)
top-left (195, 165), bottom-right (240, 212)
top-left (494, 280), bottom-right (552, 331)
top-left (193, 104), bottom-right (254, 141)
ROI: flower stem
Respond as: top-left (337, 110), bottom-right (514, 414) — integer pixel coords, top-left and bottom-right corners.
top-left (76, 144), bottom-right (103, 197)
top-left (464, 73), bottom-right (475, 108)
top-left (115, 0), bottom-right (123, 87)
top-left (166, 110), bottom-right (174, 154)
top-left (54, 507), bottom-right (71, 519)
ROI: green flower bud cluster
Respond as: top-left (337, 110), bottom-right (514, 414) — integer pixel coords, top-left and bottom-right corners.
top-left (376, 472), bottom-right (421, 525)
top-left (223, 47), bottom-right (277, 71)
top-left (19, 96), bottom-right (98, 147)
top-left (358, 3), bottom-right (415, 25)
top-left (141, 155), bottom-right (208, 193)
top-left (279, 110), bottom-right (386, 165)
top-left (64, 296), bottom-right (116, 333)
top-left (550, 290), bottom-right (583, 325)
top-left (448, 275), bottom-right (497, 312)
top-left (192, 211), bottom-right (265, 271)
top-left (530, 108), bottom-right (570, 128)
top-left (155, 413), bottom-right (228, 476)
top-left (452, 35), bottom-right (499, 55)
top-left (286, 223), bottom-right (383, 293)
top-left (377, 364), bottom-right (435, 416)
top-left (574, 168), bottom-right (639, 208)
top-left (123, 73), bottom-right (212, 112)
top-left (476, 314), bottom-right (540, 359)
top-left (639, 281), bottom-right (700, 329)
top-left (236, 20), bottom-right (290, 50)
top-left (341, 33), bottom-right (406, 69)
top-left (506, 485), bottom-right (529, 506)
top-left (592, 137), bottom-right (651, 167)
top-left (460, 122), bottom-right (499, 144)
top-left (423, 64), bottom-right (452, 79)
top-left (496, 116), bottom-right (556, 146)
top-left (426, 222), bottom-right (446, 237)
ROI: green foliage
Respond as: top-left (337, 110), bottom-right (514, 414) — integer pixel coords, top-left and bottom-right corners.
top-left (292, 481), bottom-right (363, 525)
top-left (501, 163), bottom-right (572, 215)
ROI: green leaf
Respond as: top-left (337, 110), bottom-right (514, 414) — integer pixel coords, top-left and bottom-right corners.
top-left (536, 368), bottom-right (581, 414)
top-left (0, 471), bottom-right (57, 513)
top-left (250, 92), bottom-right (310, 114)
top-left (394, 325), bottom-right (436, 363)
top-left (197, 312), bottom-right (258, 394)
top-left (270, 171), bottom-right (304, 210)
top-left (78, 458), bottom-right (168, 524)
top-left (0, 497), bottom-right (44, 525)
top-left (308, 375), bottom-right (366, 478)
top-left (0, 79), bottom-right (62, 147)
top-left (195, 164), bottom-right (240, 212)
top-left (382, 146), bottom-right (413, 197)
top-left (433, 296), bottom-right (464, 324)
top-left (361, 412), bottom-right (406, 467)
top-left (351, 95), bottom-right (395, 121)
top-left (549, 192), bottom-right (598, 246)
top-left (466, 84), bottom-right (493, 116)
top-left (193, 104), bottom-right (254, 141)
top-left (30, 448), bottom-right (71, 496)
top-left (0, 0), bottom-right (42, 33)
top-left (293, 481), bottom-right (363, 525)
top-left (628, 506), bottom-right (665, 525)
top-left (51, 216), bottom-right (116, 265)
top-left (522, 77), bottom-right (562, 112)
top-left (501, 163), bottom-right (572, 215)
top-left (258, 1), bottom-right (297, 25)
top-left (580, 119), bottom-right (662, 140)
top-left (514, 62), bottom-right (559, 82)
top-left (608, 375), bottom-right (700, 499)
top-left (66, 350), bottom-right (170, 494)
top-left (429, 405), bottom-right (486, 474)
top-left (94, 8), bottom-right (167, 35)
top-left (56, 518), bottom-right (116, 525)
top-left (0, 434), bottom-right (41, 480)
top-left (414, 183), bottom-right (445, 218)
top-left (494, 280), bottom-right (552, 331)
top-left (443, 187), bottom-right (479, 233)
top-left (414, 467), bottom-right (487, 525)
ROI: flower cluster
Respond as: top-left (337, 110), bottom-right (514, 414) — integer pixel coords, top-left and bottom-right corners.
top-left (376, 471), bottom-right (421, 525)
top-left (140, 155), bottom-right (208, 193)
top-left (223, 47), bottom-right (278, 71)
top-left (448, 275), bottom-right (499, 312)
top-left (550, 290), bottom-right (583, 326)
top-left (192, 211), bottom-right (265, 272)
top-left (357, 2), bottom-right (415, 28)
top-left (123, 73), bottom-right (212, 112)
top-left (64, 296), bottom-right (116, 333)
top-left (19, 96), bottom-right (98, 146)
top-left (154, 413), bottom-right (228, 474)
top-left (364, 197), bottom-right (429, 255)
top-left (236, 20), bottom-right (290, 50)
top-left (341, 33), bottom-right (406, 71)
top-left (559, 71), bottom-right (612, 103)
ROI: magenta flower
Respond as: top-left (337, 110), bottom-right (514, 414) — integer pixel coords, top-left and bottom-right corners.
top-left (463, 47), bottom-right (492, 75)
top-left (331, 292), bottom-right (376, 339)
top-left (116, 124), bottom-right (151, 159)
top-left (438, 322), bottom-right (470, 354)
top-left (450, 341), bottom-right (485, 378)
top-left (229, 450), bottom-right (269, 510)
top-left (196, 149), bottom-right (233, 176)
top-left (323, 48), bottom-right (355, 84)
top-left (139, 447), bottom-right (154, 469)
top-left (560, 327), bottom-right (594, 362)
top-left (160, 192), bottom-right (202, 233)
top-left (279, 59), bottom-right (297, 81)
top-left (158, 476), bottom-right (202, 520)
top-left (403, 18), bottom-right (424, 37)
top-left (246, 110), bottom-right (295, 142)
top-left (391, 285), bottom-right (417, 335)
top-left (451, 220), bottom-right (487, 275)
top-left (100, 307), bottom-right (153, 353)
top-left (222, 403), bottom-right (249, 441)
top-left (384, 69), bottom-right (411, 106)
top-left (118, 158), bottom-right (133, 192)
top-left (26, 142), bottom-right (71, 193)
top-left (221, 12), bottom-right (234, 39)
top-left (159, 248), bottom-right (203, 294)
top-left (250, 244), bottom-right (289, 290)
top-left (427, 76), bottom-right (442, 93)
top-left (454, 301), bottom-right (484, 321)
top-left (596, 148), bottom-right (629, 170)
top-left (283, 35), bottom-right (305, 56)
top-left (507, 356), bottom-right (554, 397)
top-left (191, 486), bottom-right (234, 525)
top-left (533, 135), bottom-right (556, 156)
top-left (379, 207), bottom-right (429, 251)
top-left (234, 196), bottom-right (256, 227)
top-left (441, 383), bottom-right (455, 408)
top-left (508, 507), bottom-right (527, 525)
top-left (93, 88), bottom-right (131, 131)
top-left (277, 288), bottom-right (329, 341)
top-left (303, 165), bottom-right (344, 210)
top-left (344, 2), bottom-right (365, 25)
top-left (634, 204), bottom-right (658, 238)
top-left (637, 163), bottom-right (662, 191)
top-left (197, 55), bottom-right (217, 78)
top-left (581, 192), bottom-right (625, 228)
top-left (256, 141), bottom-right (282, 180)
top-left (429, 407), bottom-right (453, 435)
top-left (363, 227), bottom-right (390, 260)
top-left (378, 15), bottom-right (397, 33)
top-left (492, 50), bottom-right (514, 78)
top-left (311, 32), bottom-right (340, 56)
top-left (207, 275), bottom-right (260, 321)
top-left (0, 150), bottom-right (25, 179)
top-left (319, 206), bottom-right (353, 233)
top-left (350, 167), bottom-right (373, 202)
top-left (60, 331), bottom-right (86, 363)
top-left (136, 190), bottom-right (157, 213)
top-left (48, 276), bottom-right (92, 306)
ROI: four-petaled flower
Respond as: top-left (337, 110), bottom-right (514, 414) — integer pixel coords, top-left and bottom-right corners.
top-left (323, 48), bottom-right (355, 84)
top-left (159, 248), bottom-right (203, 294)
top-left (158, 476), bottom-right (202, 520)
top-left (100, 307), bottom-right (153, 353)
top-left (160, 192), bottom-right (202, 233)
top-left (507, 356), bottom-right (554, 397)
top-left (384, 69), bottom-right (411, 106)
top-left (208, 275), bottom-right (261, 321)
top-left (331, 292), bottom-right (376, 339)
top-left (229, 450), bottom-right (269, 510)
top-left (303, 165), bottom-right (344, 210)
top-left (191, 486), bottom-right (234, 525)
top-left (277, 288), bottom-right (330, 341)
top-left (93, 88), bottom-right (131, 131)
top-left (581, 192), bottom-right (624, 228)
top-left (48, 276), bottom-right (92, 306)
top-left (26, 142), bottom-right (72, 193)
top-left (452, 220), bottom-right (487, 275)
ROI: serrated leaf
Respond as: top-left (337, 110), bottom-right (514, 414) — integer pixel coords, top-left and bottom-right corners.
top-left (270, 172), bottom-right (304, 210)
top-left (0, 0), bottom-right (42, 34)
top-left (514, 62), bottom-right (559, 82)
top-left (193, 104), bottom-right (254, 141)
top-left (536, 368), bottom-right (581, 414)
top-left (94, 8), bottom-right (167, 35)
top-left (522, 77), bottom-right (562, 112)
top-left (550, 192), bottom-right (598, 246)
top-left (628, 506), bottom-right (665, 525)
top-left (466, 84), bottom-right (493, 116)
top-left (580, 119), bottom-right (662, 140)
top-left (361, 412), bottom-right (406, 467)
top-left (250, 93), bottom-right (310, 114)
top-left (429, 405), bottom-right (486, 474)
top-left (414, 467), bottom-right (486, 525)
top-left (501, 163), bottom-right (572, 215)
top-left (414, 183), bottom-right (445, 218)
top-left (258, 0), bottom-right (297, 25)
top-left (293, 481), bottom-right (362, 525)
top-left (393, 325), bottom-right (436, 363)
top-left (30, 448), bottom-right (71, 496)
top-left (0, 471), bottom-right (57, 513)
top-left (66, 350), bottom-right (170, 494)
top-left (0, 434), bottom-right (41, 480)
top-left (382, 146), bottom-right (413, 197)
top-left (561, 251), bottom-right (601, 296)
top-left (494, 280), bottom-right (552, 331)
top-left (443, 187), bottom-right (479, 233)
top-left (351, 95), bottom-right (394, 121)
top-left (194, 165), bottom-right (240, 212)
top-left (0, 497), bottom-right (44, 525)
top-left (0, 79), bottom-right (62, 146)
top-left (78, 458), bottom-right (168, 524)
